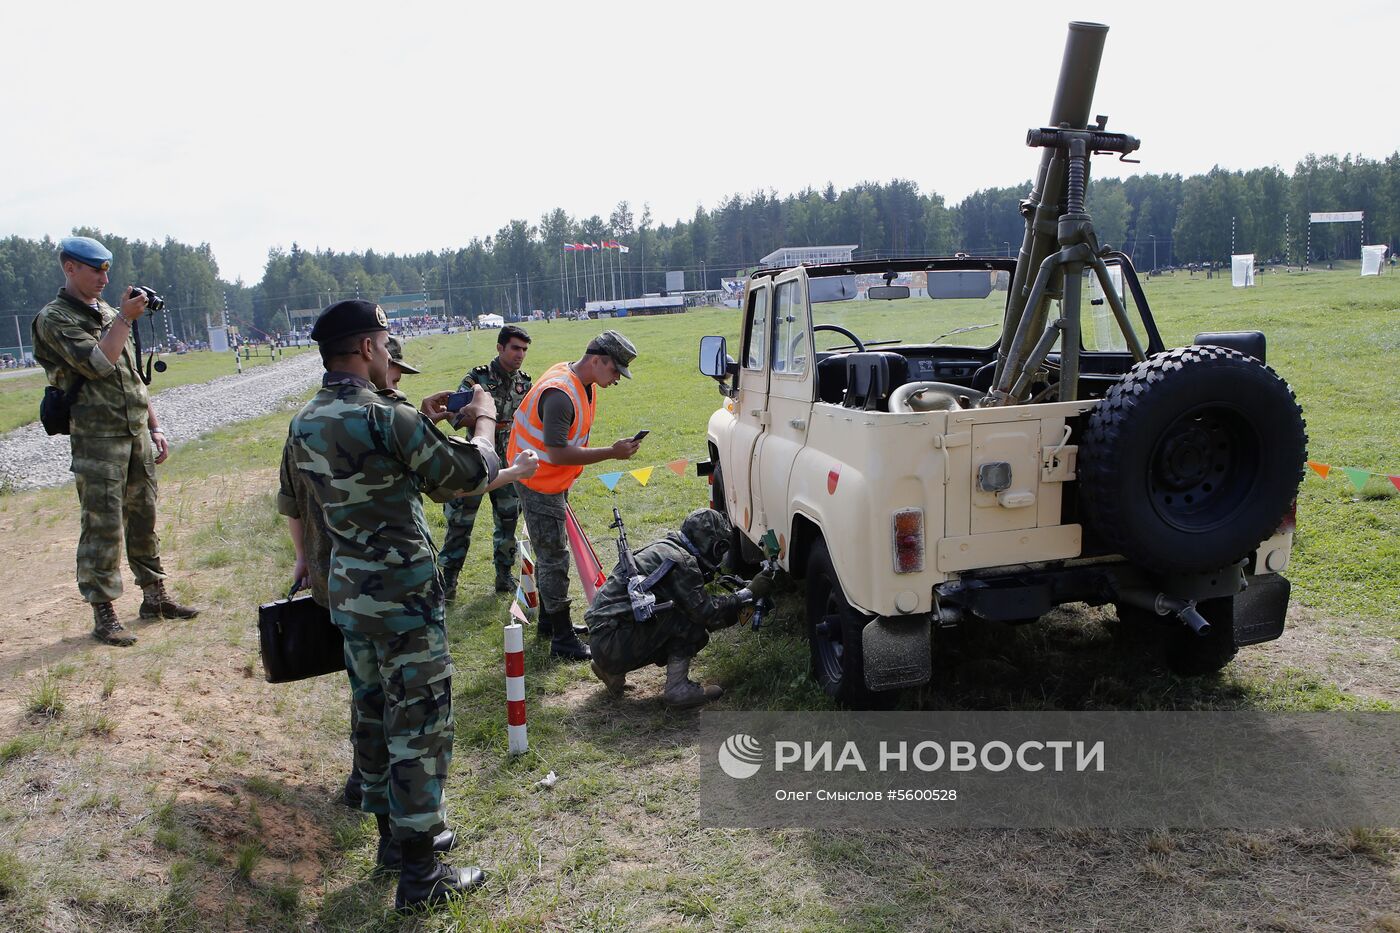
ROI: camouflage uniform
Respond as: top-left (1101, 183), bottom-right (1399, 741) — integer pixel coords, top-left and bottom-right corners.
top-left (31, 290), bottom-right (165, 604)
top-left (439, 359), bottom-right (531, 583)
top-left (517, 484), bottom-right (571, 614)
top-left (283, 372), bottom-right (498, 839)
top-left (585, 530), bottom-right (747, 676)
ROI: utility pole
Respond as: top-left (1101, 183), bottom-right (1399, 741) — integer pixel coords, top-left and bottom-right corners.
top-left (1149, 234), bottom-right (1157, 272)
top-left (515, 273), bottom-right (522, 321)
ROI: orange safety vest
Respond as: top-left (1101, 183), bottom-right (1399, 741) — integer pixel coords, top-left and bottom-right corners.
top-left (507, 361), bottom-right (597, 494)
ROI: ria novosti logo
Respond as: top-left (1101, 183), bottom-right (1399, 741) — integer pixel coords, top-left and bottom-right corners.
top-left (717, 733), bottom-right (764, 779)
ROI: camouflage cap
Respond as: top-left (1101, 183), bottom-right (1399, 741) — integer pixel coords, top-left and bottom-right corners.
top-left (680, 508), bottom-right (733, 573)
top-left (586, 330), bottom-right (637, 378)
top-left (385, 335), bottom-right (421, 374)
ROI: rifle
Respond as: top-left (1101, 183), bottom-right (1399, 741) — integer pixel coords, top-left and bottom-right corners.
top-left (610, 506), bottom-right (673, 622)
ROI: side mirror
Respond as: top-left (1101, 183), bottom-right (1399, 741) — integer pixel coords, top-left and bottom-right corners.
top-left (699, 335), bottom-right (729, 378)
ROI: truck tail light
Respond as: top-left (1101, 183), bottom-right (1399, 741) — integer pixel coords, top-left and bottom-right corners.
top-left (893, 509), bottom-right (924, 574)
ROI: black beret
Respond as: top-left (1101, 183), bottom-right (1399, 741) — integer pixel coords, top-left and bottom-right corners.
top-left (310, 300), bottom-right (389, 343)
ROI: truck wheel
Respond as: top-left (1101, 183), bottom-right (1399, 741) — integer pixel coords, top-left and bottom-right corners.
top-left (1116, 597), bottom-right (1238, 676)
top-left (806, 539), bottom-right (897, 709)
top-left (1079, 346), bottom-right (1306, 574)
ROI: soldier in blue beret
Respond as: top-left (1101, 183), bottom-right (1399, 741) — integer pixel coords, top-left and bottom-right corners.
top-left (31, 235), bottom-right (199, 647)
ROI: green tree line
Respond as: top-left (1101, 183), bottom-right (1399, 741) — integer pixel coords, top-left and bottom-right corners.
top-left (3, 151), bottom-right (1396, 345)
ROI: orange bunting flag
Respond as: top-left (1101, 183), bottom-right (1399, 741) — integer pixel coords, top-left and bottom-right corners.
top-left (1307, 461), bottom-right (1331, 479)
top-left (630, 466), bottom-right (654, 486)
top-left (666, 458), bottom-right (690, 476)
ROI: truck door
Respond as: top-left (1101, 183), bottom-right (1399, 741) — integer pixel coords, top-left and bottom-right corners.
top-left (727, 282), bottom-right (772, 536)
top-left (756, 272), bottom-right (814, 543)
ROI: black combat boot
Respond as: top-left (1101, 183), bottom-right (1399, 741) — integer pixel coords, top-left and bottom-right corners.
top-left (548, 609), bottom-right (591, 661)
top-left (92, 602), bottom-right (136, 647)
top-left (138, 581), bottom-right (199, 620)
top-left (441, 567), bottom-right (460, 604)
top-left (394, 832), bottom-right (484, 911)
top-left (374, 815), bottom-right (459, 872)
top-left (535, 607), bottom-right (556, 640)
top-left (342, 769), bottom-right (363, 810)
top-left (494, 566), bottom-right (517, 595)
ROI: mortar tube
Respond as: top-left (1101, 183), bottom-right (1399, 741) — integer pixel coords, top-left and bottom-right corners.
top-left (999, 22), bottom-right (1109, 390)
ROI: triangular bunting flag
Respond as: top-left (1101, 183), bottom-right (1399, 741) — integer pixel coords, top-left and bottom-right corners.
top-left (666, 459), bottom-right (689, 476)
top-left (509, 599), bottom-right (528, 625)
top-left (1390, 475), bottom-right (1400, 493)
top-left (1341, 467), bottom-right (1371, 491)
top-left (630, 466), bottom-right (654, 486)
top-left (599, 472), bottom-right (623, 491)
top-left (1307, 461), bottom-right (1330, 479)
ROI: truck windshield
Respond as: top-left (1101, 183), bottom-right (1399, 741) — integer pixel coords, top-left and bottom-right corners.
top-left (808, 269), bottom-right (1010, 350)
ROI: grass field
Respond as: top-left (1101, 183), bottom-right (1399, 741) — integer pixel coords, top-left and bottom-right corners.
top-left (0, 265), bottom-right (1396, 931)
top-left (0, 345), bottom-right (310, 434)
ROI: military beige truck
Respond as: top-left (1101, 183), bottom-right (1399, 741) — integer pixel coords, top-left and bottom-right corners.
top-left (696, 22), bottom-right (1307, 708)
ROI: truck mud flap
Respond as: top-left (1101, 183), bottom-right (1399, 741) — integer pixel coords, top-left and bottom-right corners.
top-left (862, 616), bottom-right (931, 691)
top-left (1234, 574), bottom-right (1290, 646)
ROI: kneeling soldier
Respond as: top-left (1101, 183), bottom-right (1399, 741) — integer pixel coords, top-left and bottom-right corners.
top-left (584, 508), bottom-right (775, 708)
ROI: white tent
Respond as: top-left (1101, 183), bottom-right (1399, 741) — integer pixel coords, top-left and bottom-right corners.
top-left (1361, 244), bottom-right (1389, 276)
top-left (1231, 254), bottom-right (1255, 287)
top-left (476, 313), bottom-right (504, 328)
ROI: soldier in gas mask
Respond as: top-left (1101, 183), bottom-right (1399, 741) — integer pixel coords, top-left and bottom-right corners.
top-left (584, 508), bottom-right (775, 708)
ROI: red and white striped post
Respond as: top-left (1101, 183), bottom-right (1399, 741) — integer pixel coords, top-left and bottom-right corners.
top-left (505, 606), bottom-right (528, 755)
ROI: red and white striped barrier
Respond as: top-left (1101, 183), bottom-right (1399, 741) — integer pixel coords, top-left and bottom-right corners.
top-left (505, 606), bottom-right (528, 756)
top-left (517, 536), bottom-right (539, 617)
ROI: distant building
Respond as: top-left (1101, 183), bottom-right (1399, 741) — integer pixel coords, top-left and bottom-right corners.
top-left (759, 245), bottom-right (859, 268)
top-left (380, 292), bottom-right (446, 319)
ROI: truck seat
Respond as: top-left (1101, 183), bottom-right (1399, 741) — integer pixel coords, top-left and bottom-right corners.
top-left (843, 352), bottom-right (910, 410)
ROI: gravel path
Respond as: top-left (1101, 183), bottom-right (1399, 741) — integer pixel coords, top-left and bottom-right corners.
top-left (0, 352), bottom-right (324, 491)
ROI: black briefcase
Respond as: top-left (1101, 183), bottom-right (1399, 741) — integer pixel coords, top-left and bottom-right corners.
top-left (257, 585), bottom-right (346, 683)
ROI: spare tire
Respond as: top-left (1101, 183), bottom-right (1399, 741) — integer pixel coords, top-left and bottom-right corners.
top-left (1078, 345), bottom-right (1306, 574)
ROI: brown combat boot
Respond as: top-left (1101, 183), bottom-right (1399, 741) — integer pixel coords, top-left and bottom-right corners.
top-left (139, 581), bottom-right (200, 620)
top-left (92, 602), bottom-right (137, 646)
top-left (591, 660), bottom-right (627, 698)
top-left (662, 656), bottom-right (722, 709)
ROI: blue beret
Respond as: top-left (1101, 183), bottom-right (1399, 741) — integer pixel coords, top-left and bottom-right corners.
top-left (59, 236), bottom-right (113, 270)
top-left (310, 299), bottom-right (389, 343)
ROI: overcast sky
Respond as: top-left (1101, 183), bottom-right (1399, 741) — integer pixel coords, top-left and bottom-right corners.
top-left (4, 0), bottom-right (1394, 283)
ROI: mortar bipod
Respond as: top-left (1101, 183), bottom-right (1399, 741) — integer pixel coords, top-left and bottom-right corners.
top-left (989, 120), bottom-right (1147, 406)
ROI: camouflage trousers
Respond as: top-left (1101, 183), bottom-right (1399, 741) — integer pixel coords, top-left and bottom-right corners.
top-left (437, 481), bottom-right (520, 575)
top-left (587, 610), bottom-right (711, 676)
top-left (338, 618), bottom-right (454, 840)
top-left (517, 485), bottom-right (571, 615)
top-left (70, 433), bottom-right (166, 604)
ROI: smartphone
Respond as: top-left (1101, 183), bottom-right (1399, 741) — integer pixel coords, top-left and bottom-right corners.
top-left (446, 390), bottom-right (474, 413)
top-left (632, 430), bottom-right (649, 441)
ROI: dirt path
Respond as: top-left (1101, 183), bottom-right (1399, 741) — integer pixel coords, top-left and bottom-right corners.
top-left (0, 471), bottom-right (356, 930)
